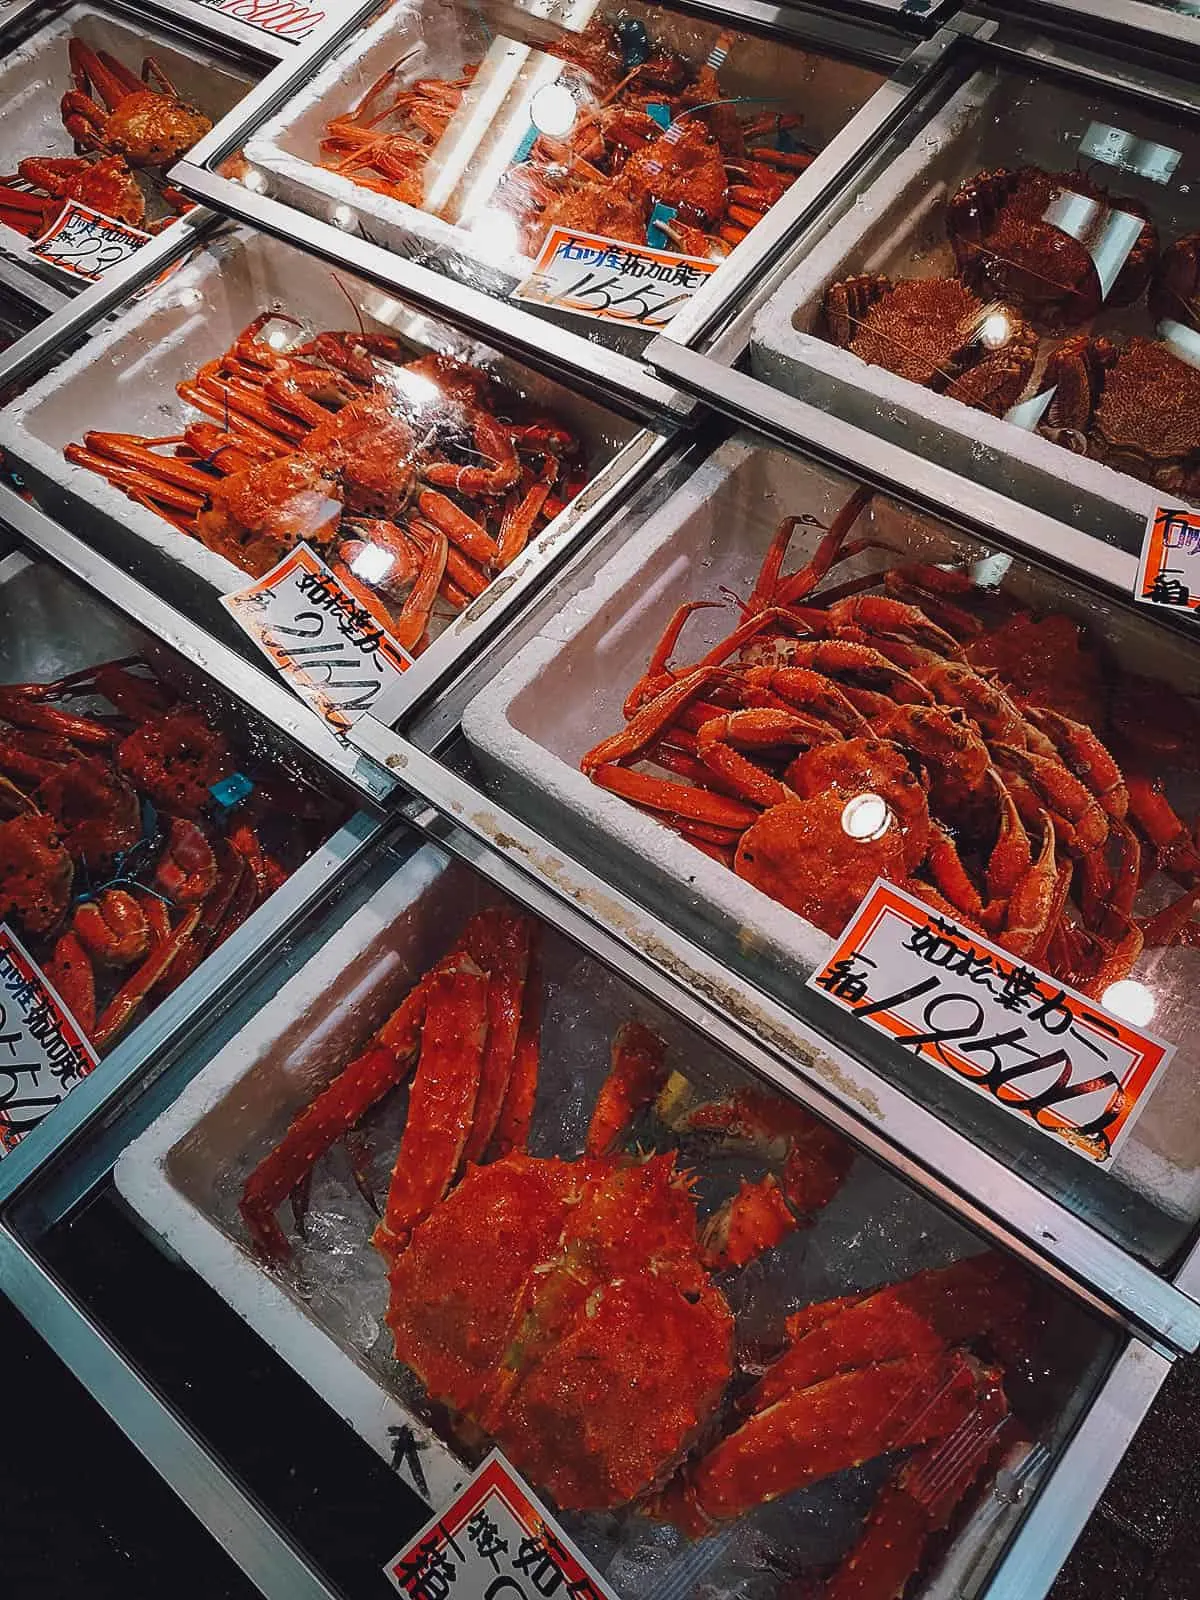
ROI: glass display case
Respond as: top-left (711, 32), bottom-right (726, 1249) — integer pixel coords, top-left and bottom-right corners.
top-left (648, 13), bottom-right (1200, 558)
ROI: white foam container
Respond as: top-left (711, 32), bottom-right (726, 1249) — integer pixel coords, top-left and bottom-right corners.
top-left (460, 433), bottom-right (1200, 1225)
top-left (243, 0), bottom-right (886, 300)
top-left (749, 68), bottom-right (1200, 541)
top-left (113, 838), bottom-right (1099, 1593)
top-left (0, 224), bottom-right (636, 615)
top-left (0, 2), bottom-right (252, 277)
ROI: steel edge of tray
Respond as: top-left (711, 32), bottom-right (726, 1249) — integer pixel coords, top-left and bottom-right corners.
top-left (346, 724), bottom-right (1200, 1352)
top-left (0, 483), bottom-right (396, 805)
top-left (0, 1224), bottom-right (346, 1600)
top-left (997, 0), bottom-right (1200, 57)
top-left (165, 1), bottom-right (949, 413)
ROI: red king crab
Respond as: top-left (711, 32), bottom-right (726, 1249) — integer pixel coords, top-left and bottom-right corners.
top-left (947, 166), bottom-right (1158, 332)
top-left (578, 488), bottom-right (1200, 997)
top-left (0, 658), bottom-right (340, 1052)
top-left (239, 904), bottom-right (1035, 1595)
top-left (822, 274), bottom-right (1038, 416)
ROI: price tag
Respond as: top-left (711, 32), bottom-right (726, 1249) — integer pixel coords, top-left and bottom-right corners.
top-left (0, 925), bottom-right (98, 1154)
top-left (30, 200), bottom-right (150, 282)
top-left (809, 879), bottom-right (1172, 1163)
top-left (1135, 503), bottom-right (1200, 615)
top-left (1078, 122), bottom-right (1181, 186)
top-left (384, 1452), bottom-right (618, 1600)
top-left (513, 227), bottom-right (719, 329)
top-left (193, 0), bottom-right (326, 39)
top-left (222, 543), bottom-right (410, 735)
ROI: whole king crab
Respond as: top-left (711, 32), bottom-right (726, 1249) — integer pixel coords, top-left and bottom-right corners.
top-left (947, 166), bottom-right (1157, 332)
top-left (1040, 333), bottom-right (1200, 497)
top-left (240, 906), bottom-right (1035, 1592)
top-left (822, 274), bottom-right (1038, 416)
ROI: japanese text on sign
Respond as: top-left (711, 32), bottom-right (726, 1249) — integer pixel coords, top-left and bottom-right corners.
top-left (31, 200), bottom-right (149, 282)
top-left (513, 227), bottom-right (719, 329)
top-left (808, 880), bottom-right (1172, 1163)
top-left (385, 1453), bottom-right (618, 1600)
top-left (1136, 504), bottom-right (1200, 615)
top-left (192, 0), bottom-right (325, 39)
top-left (0, 925), bottom-right (98, 1154)
top-left (222, 543), bottom-right (410, 735)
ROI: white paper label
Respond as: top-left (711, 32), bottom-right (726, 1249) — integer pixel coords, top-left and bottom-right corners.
top-left (1135, 503), bottom-right (1200, 616)
top-left (513, 227), bottom-right (718, 329)
top-left (221, 543), bottom-right (410, 735)
top-left (0, 924), bottom-right (99, 1153)
top-left (30, 200), bottom-right (150, 281)
top-left (192, 0), bottom-right (326, 39)
top-left (385, 1452), bottom-right (618, 1600)
top-left (808, 879), bottom-right (1172, 1163)
top-left (1079, 123), bottom-right (1181, 186)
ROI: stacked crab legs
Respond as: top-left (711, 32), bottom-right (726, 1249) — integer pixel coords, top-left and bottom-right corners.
top-left (66, 316), bottom-right (585, 654)
top-left (237, 903), bottom-right (1039, 1595)
top-left (580, 489), bottom-right (1200, 998)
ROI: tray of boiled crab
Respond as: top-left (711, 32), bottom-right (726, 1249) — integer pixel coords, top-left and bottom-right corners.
top-left (112, 841), bottom-right (1114, 1600)
top-left (236, 1), bottom-right (886, 295)
top-left (749, 62), bottom-right (1200, 540)
top-left (0, 227), bottom-right (637, 671)
top-left (0, 3), bottom-right (253, 280)
top-left (461, 434), bottom-right (1200, 1222)
top-left (0, 547), bottom-right (348, 1096)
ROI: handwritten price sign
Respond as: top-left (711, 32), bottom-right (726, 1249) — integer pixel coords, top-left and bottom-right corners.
top-left (1136, 504), bottom-right (1200, 616)
top-left (0, 925), bottom-right (98, 1154)
top-left (385, 1453), bottom-right (617, 1600)
top-left (194, 0), bottom-right (326, 38)
top-left (31, 200), bottom-right (150, 282)
top-left (513, 227), bottom-right (718, 329)
top-left (809, 880), bottom-right (1172, 1163)
top-left (222, 543), bottom-right (410, 735)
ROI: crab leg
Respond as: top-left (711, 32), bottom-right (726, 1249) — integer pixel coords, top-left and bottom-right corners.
top-left (415, 489), bottom-right (500, 568)
top-left (461, 908), bottom-right (533, 1165)
top-left (497, 458), bottom-right (558, 568)
top-left (584, 1021), bottom-right (667, 1157)
top-left (589, 763), bottom-right (760, 831)
top-left (92, 897), bottom-right (202, 1051)
top-left (371, 954), bottom-right (490, 1255)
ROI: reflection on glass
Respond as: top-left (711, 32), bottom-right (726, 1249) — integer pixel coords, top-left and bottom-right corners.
top-left (841, 791), bottom-right (892, 842)
top-left (1101, 979), bottom-right (1157, 1027)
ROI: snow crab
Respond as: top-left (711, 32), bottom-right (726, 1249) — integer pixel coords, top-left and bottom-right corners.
top-left (0, 154), bottom-right (146, 237)
top-left (822, 274), bottom-right (1038, 416)
top-left (947, 166), bottom-right (1157, 332)
top-left (65, 318), bottom-right (584, 653)
top-left (578, 491), bottom-right (1200, 997)
top-left (61, 38), bottom-right (212, 169)
top-left (239, 903), bottom-right (1031, 1592)
top-left (0, 658), bottom-right (339, 1051)
top-left (1040, 334), bottom-right (1200, 497)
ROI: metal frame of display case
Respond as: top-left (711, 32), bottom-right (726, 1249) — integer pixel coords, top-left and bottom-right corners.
top-left (984, 0), bottom-right (1200, 57)
top-left (161, 0), bottom-right (950, 420)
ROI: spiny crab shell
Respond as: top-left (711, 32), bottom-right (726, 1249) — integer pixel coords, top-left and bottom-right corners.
top-left (947, 166), bottom-right (1158, 332)
top-left (384, 1150), bottom-right (734, 1510)
top-left (822, 273), bottom-right (1038, 416)
top-left (1041, 333), bottom-right (1200, 497)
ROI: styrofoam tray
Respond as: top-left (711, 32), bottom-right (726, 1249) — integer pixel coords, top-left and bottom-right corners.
top-left (460, 434), bottom-right (1200, 1224)
top-left (750, 68), bottom-right (1200, 542)
top-left (0, 2), bottom-right (252, 275)
top-left (0, 225), bottom-right (635, 610)
top-left (244, 0), bottom-right (885, 299)
top-left (113, 840), bottom-right (1103, 1595)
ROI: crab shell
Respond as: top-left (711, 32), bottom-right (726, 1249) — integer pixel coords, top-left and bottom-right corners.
top-left (947, 166), bottom-right (1158, 332)
top-left (1149, 230), bottom-right (1200, 331)
top-left (822, 274), bottom-right (1038, 416)
top-left (1041, 334), bottom-right (1200, 497)
top-left (384, 1151), bottom-right (734, 1510)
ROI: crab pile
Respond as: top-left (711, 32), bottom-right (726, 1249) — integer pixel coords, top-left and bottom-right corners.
top-left (64, 316), bottom-right (584, 653)
top-left (319, 19), bottom-right (814, 262)
top-left (579, 491), bottom-right (1200, 999)
top-left (0, 39), bottom-right (212, 240)
top-left (239, 903), bottom-right (1042, 1595)
top-left (0, 657), bottom-right (341, 1052)
top-left (821, 161), bottom-right (1200, 494)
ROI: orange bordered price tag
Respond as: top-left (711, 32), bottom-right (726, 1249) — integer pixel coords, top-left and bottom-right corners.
top-left (513, 228), bottom-right (718, 329)
top-left (30, 199), bottom-right (150, 282)
top-left (0, 924), bottom-right (98, 1154)
top-left (385, 1452), bottom-right (618, 1600)
top-left (1135, 504), bottom-right (1200, 615)
top-left (222, 543), bottom-right (410, 736)
top-left (808, 879), bottom-right (1172, 1164)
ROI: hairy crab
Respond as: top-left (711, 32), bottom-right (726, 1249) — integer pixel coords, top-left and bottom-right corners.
top-left (1040, 334), bottom-right (1200, 497)
top-left (239, 904), bottom-right (1032, 1591)
top-left (947, 166), bottom-right (1157, 331)
top-left (1149, 230), bottom-right (1200, 329)
top-left (822, 274), bottom-right (1038, 416)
